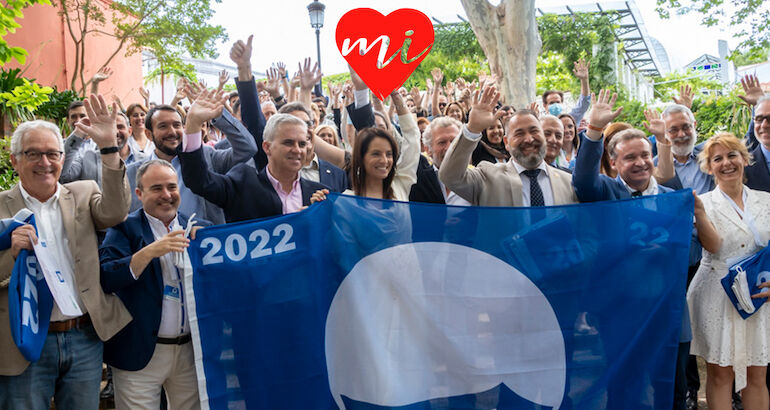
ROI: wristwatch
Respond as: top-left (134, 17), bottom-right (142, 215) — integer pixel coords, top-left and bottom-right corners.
top-left (100, 146), bottom-right (119, 155)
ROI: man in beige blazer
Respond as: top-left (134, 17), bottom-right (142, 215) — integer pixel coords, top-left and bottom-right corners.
top-left (0, 95), bottom-right (131, 409)
top-left (439, 85), bottom-right (578, 206)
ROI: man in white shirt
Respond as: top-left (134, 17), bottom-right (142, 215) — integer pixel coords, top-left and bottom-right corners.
top-left (0, 95), bottom-right (131, 409)
top-left (439, 85), bottom-right (577, 206)
top-left (100, 159), bottom-right (206, 410)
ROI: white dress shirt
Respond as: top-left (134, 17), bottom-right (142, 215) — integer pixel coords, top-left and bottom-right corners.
top-left (434, 165), bottom-right (471, 206)
top-left (19, 184), bottom-right (85, 321)
top-left (621, 175), bottom-right (659, 196)
top-left (300, 154), bottom-right (321, 183)
top-left (143, 212), bottom-right (189, 338)
top-left (510, 160), bottom-right (555, 206)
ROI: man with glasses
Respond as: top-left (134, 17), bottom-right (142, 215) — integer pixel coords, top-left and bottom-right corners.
top-left (0, 95), bottom-right (131, 409)
top-left (746, 95), bottom-right (770, 192)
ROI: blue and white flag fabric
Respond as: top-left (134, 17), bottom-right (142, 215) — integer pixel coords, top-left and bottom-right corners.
top-left (185, 191), bottom-right (694, 410)
top-left (721, 242), bottom-right (770, 319)
top-left (2, 209), bottom-right (54, 362)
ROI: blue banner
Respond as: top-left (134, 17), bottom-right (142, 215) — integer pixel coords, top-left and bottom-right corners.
top-left (186, 191), bottom-right (693, 410)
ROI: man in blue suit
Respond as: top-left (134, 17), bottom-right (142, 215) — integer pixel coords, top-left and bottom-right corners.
top-left (100, 159), bottom-right (208, 409)
top-left (179, 108), bottom-right (327, 223)
top-left (572, 90), bottom-right (690, 410)
top-left (746, 96), bottom-right (770, 193)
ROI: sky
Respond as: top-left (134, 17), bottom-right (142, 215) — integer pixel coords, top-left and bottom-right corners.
top-left (208, 0), bottom-right (744, 77)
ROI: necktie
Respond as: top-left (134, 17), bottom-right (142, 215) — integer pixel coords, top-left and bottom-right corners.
top-left (522, 169), bottom-right (544, 206)
top-left (631, 191), bottom-right (643, 197)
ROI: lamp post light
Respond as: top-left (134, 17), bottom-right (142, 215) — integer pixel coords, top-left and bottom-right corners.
top-left (307, 0), bottom-right (325, 97)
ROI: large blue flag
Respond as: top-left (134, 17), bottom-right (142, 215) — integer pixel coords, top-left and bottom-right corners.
top-left (185, 191), bottom-right (693, 410)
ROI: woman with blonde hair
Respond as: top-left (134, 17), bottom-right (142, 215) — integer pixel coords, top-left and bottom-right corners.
top-left (689, 132), bottom-right (770, 410)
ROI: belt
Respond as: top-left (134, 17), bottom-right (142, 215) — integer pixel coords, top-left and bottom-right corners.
top-left (48, 314), bottom-right (91, 333)
top-left (157, 334), bottom-right (192, 345)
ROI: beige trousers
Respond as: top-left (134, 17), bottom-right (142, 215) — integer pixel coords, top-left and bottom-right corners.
top-left (112, 342), bottom-right (200, 410)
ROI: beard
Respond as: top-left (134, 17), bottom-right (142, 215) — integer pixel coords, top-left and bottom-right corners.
top-left (671, 131), bottom-right (697, 158)
top-left (512, 142), bottom-right (546, 169)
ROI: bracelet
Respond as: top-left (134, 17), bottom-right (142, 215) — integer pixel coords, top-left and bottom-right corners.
top-left (274, 95), bottom-right (285, 102)
top-left (100, 146), bottom-right (119, 155)
top-left (587, 123), bottom-right (604, 132)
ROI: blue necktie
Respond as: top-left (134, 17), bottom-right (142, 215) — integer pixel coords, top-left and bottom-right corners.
top-left (523, 169), bottom-right (544, 206)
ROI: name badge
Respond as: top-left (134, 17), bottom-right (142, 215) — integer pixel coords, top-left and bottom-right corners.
top-left (163, 284), bottom-right (181, 303)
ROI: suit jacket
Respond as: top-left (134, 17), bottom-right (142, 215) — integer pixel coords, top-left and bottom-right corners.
top-left (178, 147), bottom-right (327, 223)
top-left (60, 135), bottom-right (137, 187)
top-left (573, 134), bottom-right (673, 202)
top-left (439, 134), bottom-right (577, 206)
top-left (409, 165), bottom-right (445, 204)
top-left (0, 163), bottom-right (131, 376)
top-left (100, 210), bottom-right (209, 371)
top-left (317, 158), bottom-right (349, 193)
top-left (745, 144), bottom-right (770, 193)
top-left (235, 77), bottom-right (268, 170)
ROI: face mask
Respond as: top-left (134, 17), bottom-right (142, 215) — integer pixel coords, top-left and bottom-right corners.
top-left (548, 103), bottom-right (563, 116)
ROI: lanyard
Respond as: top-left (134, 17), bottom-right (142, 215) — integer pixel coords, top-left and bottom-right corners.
top-left (719, 187), bottom-right (764, 247)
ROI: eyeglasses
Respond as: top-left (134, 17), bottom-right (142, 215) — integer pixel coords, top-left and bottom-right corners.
top-left (754, 115), bottom-right (770, 125)
top-left (306, 120), bottom-right (314, 128)
top-left (666, 123), bottom-right (693, 135)
top-left (22, 150), bottom-right (63, 162)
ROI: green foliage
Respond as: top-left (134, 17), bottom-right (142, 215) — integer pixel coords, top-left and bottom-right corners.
top-left (34, 87), bottom-right (80, 131)
top-left (0, 136), bottom-right (17, 190)
top-left (614, 98), bottom-right (647, 128)
top-left (143, 60), bottom-right (198, 86)
top-left (322, 72), bottom-right (351, 89)
top-left (536, 51), bottom-right (573, 95)
top-left (0, 78), bottom-right (53, 125)
top-left (0, 0), bottom-right (50, 65)
top-left (431, 22), bottom-right (485, 63)
top-left (651, 70), bottom-right (724, 101)
top-left (537, 12), bottom-right (619, 93)
top-left (729, 44), bottom-right (770, 67)
top-left (655, 0), bottom-right (770, 58)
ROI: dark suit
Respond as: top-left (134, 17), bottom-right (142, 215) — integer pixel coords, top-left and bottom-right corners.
top-left (178, 147), bottom-right (327, 223)
top-left (746, 144), bottom-right (770, 192)
top-left (573, 133), bottom-right (674, 202)
top-left (99, 211), bottom-right (209, 371)
top-left (235, 77), bottom-right (268, 170)
top-left (315, 158), bottom-right (349, 193)
top-left (409, 162), bottom-right (444, 204)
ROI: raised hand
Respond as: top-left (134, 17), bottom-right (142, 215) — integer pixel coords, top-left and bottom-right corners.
top-left (643, 109), bottom-right (667, 142)
top-left (738, 74), bottom-right (764, 106)
top-left (672, 84), bottom-right (694, 108)
top-left (185, 88), bottom-right (225, 134)
top-left (528, 101), bottom-right (541, 118)
top-left (298, 57), bottom-right (322, 91)
top-left (290, 72), bottom-right (300, 88)
top-left (328, 83), bottom-right (342, 109)
top-left (445, 81), bottom-right (455, 99)
top-left (410, 87), bottom-right (423, 108)
top-left (92, 67), bottom-right (113, 83)
top-left (138, 86), bottom-right (150, 105)
top-left (342, 83), bottom-right (354, 106)
top-left (276, 62), bottom-right (287, 79)
top-left (217, 70), bottom-right (230, 91)
top-left (431, 68), bottom-right (443, 86)
top-left (455, 77), bottom-right (467, 91)
top-left (230, 35), bottom-right (253, 68)
top-left (467, 85), bottom-right (501, 134)
top-left (587, 89), bottom-right (623, 130)
top-left (76, 94), bottom-right (118, 149)
top-left (573, 58), bottom-right (590, 80)
top-left (265, 67), bottom-right (281, 97)
top-left (425, 78), bottom-right (434, 91)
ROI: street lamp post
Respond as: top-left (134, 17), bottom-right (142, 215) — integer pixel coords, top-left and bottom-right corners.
top-left (307, 0), bottom-right (325, 97)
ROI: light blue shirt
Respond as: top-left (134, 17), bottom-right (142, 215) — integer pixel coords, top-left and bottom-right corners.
top-left (761, 144), bottom-right (770, 170)
top-left (673, 152), bottom-right (713, 195)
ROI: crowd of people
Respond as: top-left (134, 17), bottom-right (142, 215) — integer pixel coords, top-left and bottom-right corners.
top-left (0, 32), bottom-right (769, 410)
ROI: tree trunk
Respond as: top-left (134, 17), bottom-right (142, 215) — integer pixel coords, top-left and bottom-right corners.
top-left (460, 0), bottom-right (540, 108)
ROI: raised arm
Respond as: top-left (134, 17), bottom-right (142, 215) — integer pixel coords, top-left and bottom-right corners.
top-left (569, 58), bottom-right (592, 124)
top-left (431, 68), bottom-right (443, 117)
top-left (693, 193), bottom-right (721, 254)
top-left (644, 109), bottom-right (675, 184)
top-left (298, 57), bottom-right (322, 110)
top-left (391, 91), bottom-right (420, 192)
top-left (89, 67), bottom-right (112, 96)
top-left (738, 74), bottom-right (765, 151)
top-left (230, 35), bottom-right (268, 169)
top-left (439, 85), bottom-right (500, 203)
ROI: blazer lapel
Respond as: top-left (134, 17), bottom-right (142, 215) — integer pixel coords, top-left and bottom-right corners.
top-left (3, 185), bottom-right (26, 218)
top-left (258, 170), bottom-right (284, 213)
top-left (58, 185), bottom-right (79, 262)
top-left (505, 162), bottom-right (524, 206)
top-left (426, 168), bottom-right (444, 203)
top-left (711, 189), bottom-right (752, 236)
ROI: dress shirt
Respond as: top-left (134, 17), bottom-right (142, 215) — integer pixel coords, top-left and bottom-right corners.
top-left (510, 160), bottom-right (555, 206)
top-left (266, 168), bottom-right (303, 214)
top-left (434, 165), bottom-right (471, 206)
top-left (127, 136), bottom-right (154, 163)
top-left (19, 184), bottom-right (85, 321)
top-left (674, 152), bottom-right (712, 195)
top-left (621, 175), bottom-right (659, 196)
top-left (78, 136), bottom-right (97, 153)
top-left (142, 212), bottom-right (189, 338)
top-left (300, 154), bottom-right (321, 183)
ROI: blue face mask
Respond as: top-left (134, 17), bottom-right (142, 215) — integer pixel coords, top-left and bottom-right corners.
top-left (548, 103), bottom-right (563, 116)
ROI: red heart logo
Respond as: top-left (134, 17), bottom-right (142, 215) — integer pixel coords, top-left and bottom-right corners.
top-left (336, 8), bottom-right (434, 101)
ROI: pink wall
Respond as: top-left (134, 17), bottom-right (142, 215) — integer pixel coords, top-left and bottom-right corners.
top-left (5, 0), bottom-right (143, 105)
